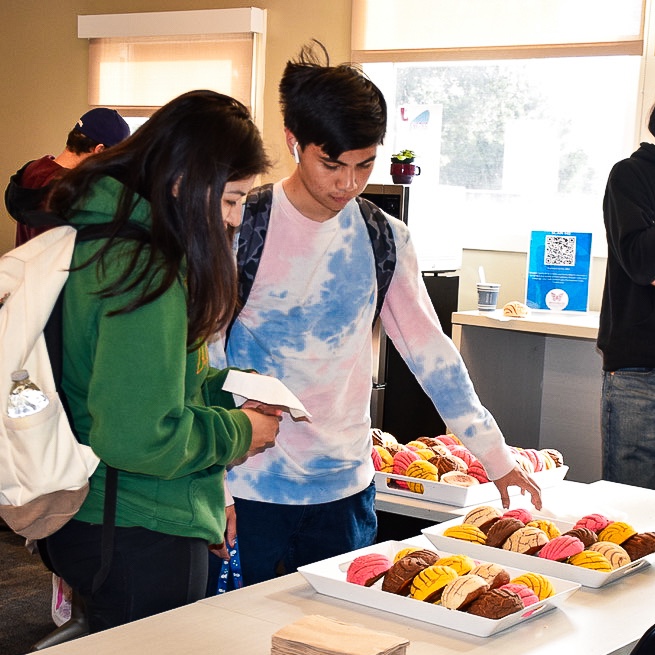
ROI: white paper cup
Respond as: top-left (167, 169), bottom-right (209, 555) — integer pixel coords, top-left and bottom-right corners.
top-left (476, 283), bottom-right (500, 311)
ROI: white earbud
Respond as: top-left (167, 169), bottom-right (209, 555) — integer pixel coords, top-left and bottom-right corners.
top-left (293, 142), bottom-right (300, 164)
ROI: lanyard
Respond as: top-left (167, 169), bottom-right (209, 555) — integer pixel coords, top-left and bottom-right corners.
top-left (217, 538), bottom-right (243, 594)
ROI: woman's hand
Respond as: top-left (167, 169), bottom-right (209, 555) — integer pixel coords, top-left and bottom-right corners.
top-left (209, 504), bottom-right (237, 560)
top-left (239, 404), bottom-right (281, 458)
top-left (492, 465), bottom-right (543, 510)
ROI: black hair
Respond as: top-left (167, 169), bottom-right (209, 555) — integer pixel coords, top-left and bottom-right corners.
top-left (48, 90), bottom-right (270, 347)
top-left (648, 102), bottom-right (655, 138)
top-left (66, 128), bottom-right (101, 155)
top-left (279, 40), bottom-right (387, 158)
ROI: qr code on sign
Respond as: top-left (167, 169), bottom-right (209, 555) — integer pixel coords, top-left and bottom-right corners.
top-left (544, 235), bottom-right (576, 266)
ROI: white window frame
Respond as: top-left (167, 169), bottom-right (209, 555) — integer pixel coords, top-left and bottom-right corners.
top-left (77, 8), bottom-right (266, 128)
top-left (352, 0), bottom-right (655, 256)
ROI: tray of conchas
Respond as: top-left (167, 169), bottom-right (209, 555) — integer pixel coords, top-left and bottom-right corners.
top-left (422, 506), bottom-right (655, 588)
top-left (371, 429), bottom-right (568, 507)
top-left (298, 539), bottom-right (580, 638)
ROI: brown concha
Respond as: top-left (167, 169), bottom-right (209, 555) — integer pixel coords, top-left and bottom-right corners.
top-left (563, 527), bottom-right (598, 548)
top-left (370, 428), bottom-right (385, 447)
top-left (622, 532), bottom-right (655, 561)
top-left (485, 517), bottom-right (524, 548)
top-left (467, 588), bottom-right (524, 619)
top-left (429, 454), bottom-right (467, 476)
top-left (382, 553), bottom-right (434, 596)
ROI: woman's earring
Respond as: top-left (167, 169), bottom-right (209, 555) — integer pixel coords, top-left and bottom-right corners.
top-left (293, 142), bottom-right (300, 164)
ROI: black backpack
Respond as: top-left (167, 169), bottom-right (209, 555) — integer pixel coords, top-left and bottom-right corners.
top-left (232, 184), bottom-right (396, 332)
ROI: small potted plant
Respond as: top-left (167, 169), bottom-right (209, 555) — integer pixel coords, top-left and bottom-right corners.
top-left (390, 149), bottom-right (420, 184)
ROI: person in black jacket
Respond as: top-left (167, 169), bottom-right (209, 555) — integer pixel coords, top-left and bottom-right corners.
top-left (5, 108), bottom-right (130, 247)
top-left (597, 103), bottom-right (655, 489)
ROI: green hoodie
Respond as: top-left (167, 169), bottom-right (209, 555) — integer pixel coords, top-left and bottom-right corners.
top-left (62, 176), bottom-right (251, 543)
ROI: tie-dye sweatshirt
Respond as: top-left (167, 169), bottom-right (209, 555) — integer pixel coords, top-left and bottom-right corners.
top-left (223, 181), bottom-right (515, 505)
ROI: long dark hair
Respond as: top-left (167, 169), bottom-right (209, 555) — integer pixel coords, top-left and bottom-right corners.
top-left (48, 90), bottom-right (270, 347)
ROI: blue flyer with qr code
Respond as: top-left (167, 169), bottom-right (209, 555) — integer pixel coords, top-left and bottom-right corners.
top-left (526, 231), bottom-right (592, 312)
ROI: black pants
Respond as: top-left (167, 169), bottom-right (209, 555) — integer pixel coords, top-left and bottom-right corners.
top-left (43, 519), bottom-right (208, 633)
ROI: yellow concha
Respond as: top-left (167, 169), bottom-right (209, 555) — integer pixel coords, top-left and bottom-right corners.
top-left (405, 459), bottom-right (438, 493)
top-left (406, 440), bottom-right (428, 450)
top-left (435, 554), bottom-right (475, 575)
top-left (510, 572), bottom-right (555, 600)
top-left (598, 521), bottom-right (637, 545)
top-left (393, 547), bottom-right (420, 563)
top-left (527, 519), bottom-right (561, 540)
top-left (443, 524), bottom-right (487, 544)
top-left (373, 445), bottom-right (393, 472)
top-left (409, 564), bottom-right (458, 601)
top-left (569, 550), bottom-right (613, 572)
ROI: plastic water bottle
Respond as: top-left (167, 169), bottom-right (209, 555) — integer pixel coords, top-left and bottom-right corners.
top-left (7, 369), bottom-right (49, 418)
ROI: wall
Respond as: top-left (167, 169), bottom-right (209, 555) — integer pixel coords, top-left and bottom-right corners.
top-left (0, 0), bottom-right (352, 255)
top-left (0, 0), bottom-right (609, 310)
top-left (458, 249), bottom-right (605, 312)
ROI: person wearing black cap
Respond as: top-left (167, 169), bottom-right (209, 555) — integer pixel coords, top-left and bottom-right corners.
top-left (5, 107), bottom-right (130, 247)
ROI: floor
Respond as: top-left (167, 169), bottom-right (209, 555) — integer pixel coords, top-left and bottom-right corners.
top-left (0, 525), bottom-right (55, 655)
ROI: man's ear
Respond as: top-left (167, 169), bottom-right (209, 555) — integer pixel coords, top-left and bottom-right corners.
top-left (284, 128), bottom-right (299, 157)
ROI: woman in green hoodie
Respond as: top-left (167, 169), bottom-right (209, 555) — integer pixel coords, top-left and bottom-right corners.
top-left (41, 90), bottom-right (280, 632)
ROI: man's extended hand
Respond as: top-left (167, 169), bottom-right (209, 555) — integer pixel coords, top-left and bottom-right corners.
top-left (492, 465), bottom-right (542, 510)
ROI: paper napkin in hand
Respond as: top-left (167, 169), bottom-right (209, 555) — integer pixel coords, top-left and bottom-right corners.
top-left (271, 615), bottom-right (409, 655)
top-left (222, 370), bottom-right (312, 420)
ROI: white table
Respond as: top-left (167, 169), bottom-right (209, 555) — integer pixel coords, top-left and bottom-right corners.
top-left (36, 563), bottom-right (649, 655)
top-left (451, 310), bottom-right (602, 483)
top-left (40, 481), bottom-right (654, 655)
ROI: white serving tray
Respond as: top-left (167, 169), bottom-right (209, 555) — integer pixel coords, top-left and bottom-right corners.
top-left (298, 540), bottom-right (580, 638)
top-left (423, 516), bottom-right (653, 588)
top-left (374, 465), bottom-right (568, 507)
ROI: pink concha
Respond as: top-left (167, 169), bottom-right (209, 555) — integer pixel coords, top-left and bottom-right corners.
top-left (393, 449), bottom-right (420, 475)
top-left (467, 460), bottom-right (490, 483)
top-left (392, 449), bottom-right (420, 489)
top-left (538, 535), bottom-right (584, 561)
top-left (573, 513), bottom-right (611, 534)
top-left (346, 553), bottom-right (392, 586)
top-left (522, 448), bottom-right (545, 472)
top-left (502, 508), bottom-right (533, 524)
top-left (435, 434), bottom-right (459, 447)
top-left (371, 448), bottom-right (383, 471)
top-left (448, 445), bottom-right (476, 468)
top-left (499, 583), bottom-right (539, 607)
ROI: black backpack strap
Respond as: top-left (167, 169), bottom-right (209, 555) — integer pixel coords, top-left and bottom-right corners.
top-left (227, 185), bottom-right (396, 337)
top-left (355, 196), bottom-right (397, 324)
top-left (92, 465), bottom-right (118, 594)
top-left (227, 183), bottom-right (274, 338)
top-left (40, 219), bottom-right (146, 591)
top-left (45, 220), bottom-right (150, 405)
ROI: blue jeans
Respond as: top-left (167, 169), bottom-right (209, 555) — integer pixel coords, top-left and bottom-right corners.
top-left (602, 368), bottom-right (655, 489)
top-left (234, 482), bottom-right (377, 586)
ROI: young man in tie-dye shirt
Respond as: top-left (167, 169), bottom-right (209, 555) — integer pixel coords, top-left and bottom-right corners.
top-left (217, 42), bottom-right (542, 585)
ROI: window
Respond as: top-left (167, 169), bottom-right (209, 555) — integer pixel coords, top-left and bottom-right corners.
top-left (78, 8), bottom-right (266, 130)
top-left (353, 0), bottom-right (647, 260)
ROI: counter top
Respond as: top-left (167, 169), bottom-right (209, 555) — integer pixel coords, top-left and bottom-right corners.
top-left (452, 309), bottom-right (599, 339)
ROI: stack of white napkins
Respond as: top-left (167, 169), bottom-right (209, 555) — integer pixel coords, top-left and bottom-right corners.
top-left (271, 615), bottom-right (409, 655)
